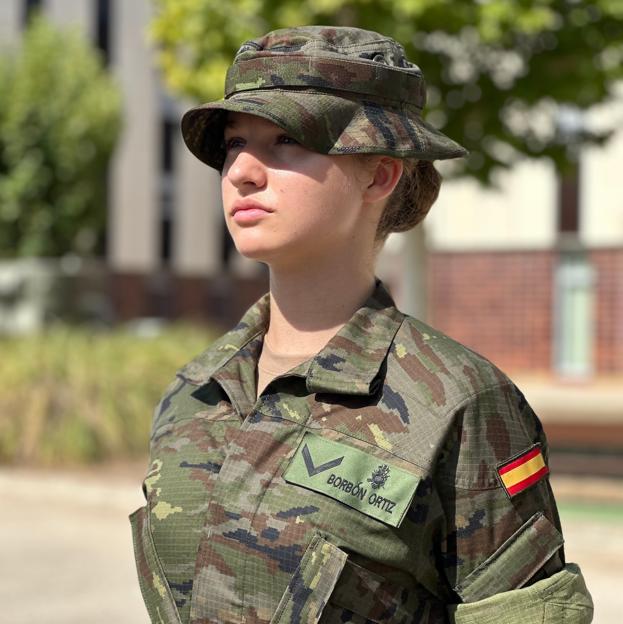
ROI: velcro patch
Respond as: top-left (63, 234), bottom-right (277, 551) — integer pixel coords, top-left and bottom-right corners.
top-left (283, 432), bottom-right (420, 527)
top-left (497, 445), bottom-right (549, 497)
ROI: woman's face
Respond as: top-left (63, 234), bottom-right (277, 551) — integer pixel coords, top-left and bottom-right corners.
top-left (221, 112), bottom-right (376, 269)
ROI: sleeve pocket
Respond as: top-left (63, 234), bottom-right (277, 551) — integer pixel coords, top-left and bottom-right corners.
top-left (455, 511), bottom-right (564, 603)
top-left (270, 532), bottom-right (348, 624)
top-left (449, 563), bottom-right (593, 624)
top-left (129, 505), bottom-right (182, 624)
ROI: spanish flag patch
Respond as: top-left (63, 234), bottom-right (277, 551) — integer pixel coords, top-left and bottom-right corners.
top-left (497, 445), bottom-right (549, 497)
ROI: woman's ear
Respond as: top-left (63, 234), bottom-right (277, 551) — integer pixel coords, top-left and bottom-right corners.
top-left (361, 157), bottom-right (404, 204)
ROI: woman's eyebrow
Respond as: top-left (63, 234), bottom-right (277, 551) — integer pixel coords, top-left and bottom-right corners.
top-left (223, 123), bottom-right (241, 137)
top-left (225, 116), bottom-right (244, 128)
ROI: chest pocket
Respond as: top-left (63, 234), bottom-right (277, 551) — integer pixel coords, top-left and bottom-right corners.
top-left (271, 531), bottom-right (440, 624)
top-left (271, 532), bottom-right (347, 624)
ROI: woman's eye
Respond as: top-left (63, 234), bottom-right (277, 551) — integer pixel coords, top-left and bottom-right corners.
top-left (277, 134), bottom-right (299, 145)
top-left (223, 134), bottom-right (298, 152)
top-left (224, 137), bottom-right (244, 151)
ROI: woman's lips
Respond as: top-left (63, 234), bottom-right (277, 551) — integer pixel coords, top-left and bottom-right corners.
top-left (232, 207), bottom-right (271, 223)
top-left (231, 201), bottom-right (272, 224)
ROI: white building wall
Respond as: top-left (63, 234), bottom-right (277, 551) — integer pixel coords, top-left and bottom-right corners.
top-left (581, 92), bottom-right (623, 247)
top-left (0, 0), bottom-right (21, 47)
top-left (426, 159), bottom-right (557, 251)
top-left (47, 0), bottom-right (93, 33)
top-left (108, 0), bottom-right (160, 273)
top-left (173, 115), bottom-right (223, 276)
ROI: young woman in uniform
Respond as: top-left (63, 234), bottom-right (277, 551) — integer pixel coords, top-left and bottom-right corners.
top-left (130, 25), bottom-right (593, 624)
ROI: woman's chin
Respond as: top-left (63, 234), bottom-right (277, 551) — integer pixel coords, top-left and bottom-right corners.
top-left (234, 239), bottom-right (308, 269)
top-left (233, 240), bottom-right (280, 263)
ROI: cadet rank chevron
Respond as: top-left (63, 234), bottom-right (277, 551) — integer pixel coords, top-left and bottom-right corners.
top-left (497, 445), bottom-right (549, 497)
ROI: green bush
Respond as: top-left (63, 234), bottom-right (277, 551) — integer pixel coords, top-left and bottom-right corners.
top-left (0, 323), bottom-right (217, 465)
top-left (0, 13), bottom-right (122, 257)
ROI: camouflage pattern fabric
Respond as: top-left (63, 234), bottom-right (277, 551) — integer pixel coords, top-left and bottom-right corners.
top-left (449, 564), bottom-right (593, 624)
top-left (181, 26), bottom-right (467, 171)
top-left (129, 276), bottom-right (593, 623)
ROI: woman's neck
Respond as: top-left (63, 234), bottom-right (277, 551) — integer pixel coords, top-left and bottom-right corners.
top-left (264, 264), bottom-right (377, 357)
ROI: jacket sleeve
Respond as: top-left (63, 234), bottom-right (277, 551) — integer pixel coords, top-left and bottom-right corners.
top-left (432, 381), bottom-right (593, 623)
top-left (448, 563), bottom-right (593, 624)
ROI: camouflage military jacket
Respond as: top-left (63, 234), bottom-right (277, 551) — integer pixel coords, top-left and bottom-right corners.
top-left (130, 277), bottom-right (593, 624)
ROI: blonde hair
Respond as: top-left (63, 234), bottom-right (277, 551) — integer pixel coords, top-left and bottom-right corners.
top-left (375, 158), bottom-right (442, 244)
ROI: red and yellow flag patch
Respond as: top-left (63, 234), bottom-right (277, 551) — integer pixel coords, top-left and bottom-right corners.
top-left (497, 445), bottom-right (549, 497)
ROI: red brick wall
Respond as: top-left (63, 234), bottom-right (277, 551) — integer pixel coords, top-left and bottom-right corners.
top-left (109, 271), bottom-right (269, 330)
top-left (590, 248), bottom-right (623, 373)
top-left (109, 247), bottom-right (622, 375)
top-left (427, 250), bottom-right (555, 374)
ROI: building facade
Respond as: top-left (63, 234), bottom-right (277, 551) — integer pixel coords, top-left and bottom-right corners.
top-left (1, 0), bottom-right (621, 376)
top-left (427, 98), bottom-right (623, 376)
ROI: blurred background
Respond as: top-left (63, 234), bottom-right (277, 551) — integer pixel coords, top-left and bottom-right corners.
top-left (0, 0), bottom-right (621, 622)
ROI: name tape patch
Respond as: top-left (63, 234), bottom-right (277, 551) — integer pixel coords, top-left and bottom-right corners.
top-left (497, 444), bottom-right (549, 497)
top-left (283, 432), bottom-right (420, 527)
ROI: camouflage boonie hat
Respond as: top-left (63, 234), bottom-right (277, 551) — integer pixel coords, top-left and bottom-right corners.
top-left (181, 25), bottom-right (467, 171)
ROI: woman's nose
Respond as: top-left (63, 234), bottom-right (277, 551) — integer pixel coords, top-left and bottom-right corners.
top-left (225, 149), bottom-right (267, 189)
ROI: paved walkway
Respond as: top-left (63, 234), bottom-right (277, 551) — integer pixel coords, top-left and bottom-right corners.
top-left (1, 465), bottom-right (620, 623)
top-left (0, 465), bottom-right (149, 624)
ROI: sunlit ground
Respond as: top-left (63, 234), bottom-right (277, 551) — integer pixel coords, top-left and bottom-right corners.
top-left (555, 494), bottom-right (623, 624)
top-left (0, 465), bottom-right (620, 623)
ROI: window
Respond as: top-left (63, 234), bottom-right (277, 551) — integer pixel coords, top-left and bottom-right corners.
top-left (95, 0), bottom-right (112, 65)
top-left (558, 162), bottom-right (580, 234)
top-left (160, 117), bottom-right (176, 264)
top-left (553, 252), bottom-right (595, 377)
top-left (22, 0), bottom-right (43, 27)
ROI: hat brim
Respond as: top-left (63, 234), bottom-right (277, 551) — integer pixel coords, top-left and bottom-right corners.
top-left (181, 88), bottom-right (467, 170)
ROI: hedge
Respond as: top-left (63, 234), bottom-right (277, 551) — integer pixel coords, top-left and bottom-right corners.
top-left (0, 323), bottom-right (216, 465)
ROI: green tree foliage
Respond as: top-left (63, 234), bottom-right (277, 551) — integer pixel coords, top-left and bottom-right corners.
top-left (149, 0), bottom-right (623, 182)
top-left (0, 14), bottom-right (122, 257)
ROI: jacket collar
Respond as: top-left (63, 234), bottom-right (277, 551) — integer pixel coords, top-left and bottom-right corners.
top-left (177, 276), bottom-right (405, 396)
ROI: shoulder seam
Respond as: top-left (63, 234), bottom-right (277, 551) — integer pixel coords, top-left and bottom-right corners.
top-left (396, 379), bottom-right (515, 426)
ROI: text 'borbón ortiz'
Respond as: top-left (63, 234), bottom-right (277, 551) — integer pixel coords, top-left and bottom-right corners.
top-left (326, 473), bottom-right (397, 514)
